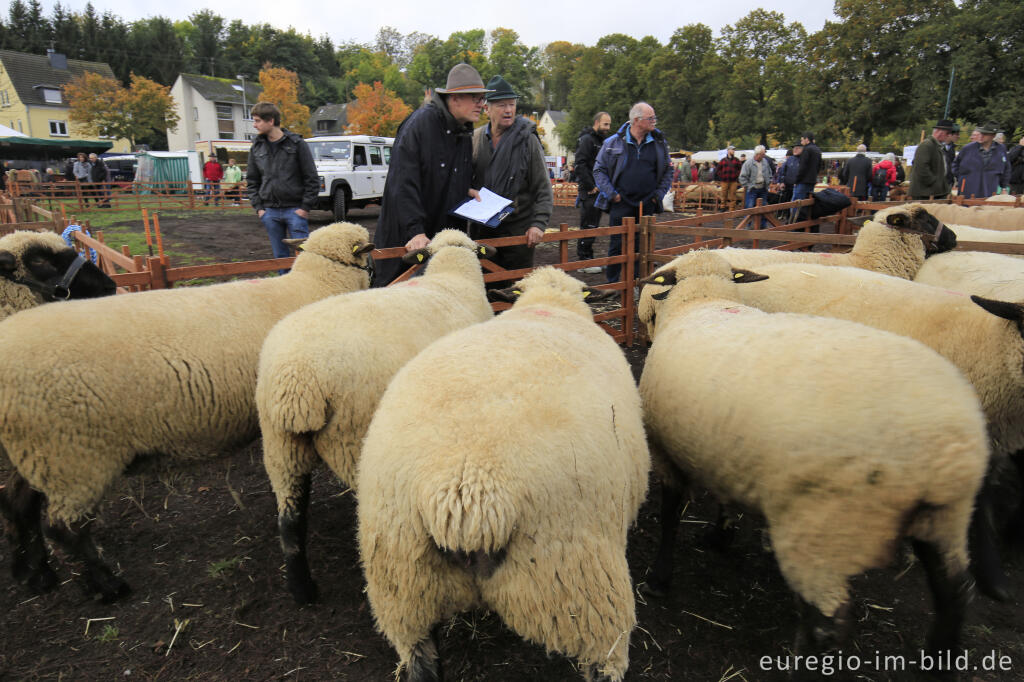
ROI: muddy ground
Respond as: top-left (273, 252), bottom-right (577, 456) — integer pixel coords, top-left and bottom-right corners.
top-left (1, 205), bottom-right (1021, 681)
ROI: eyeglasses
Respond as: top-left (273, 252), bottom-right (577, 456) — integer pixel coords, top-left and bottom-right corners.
top-left (457, 94), bottom-right (486, 104)
top-left (639, 115), bottom-right (657, 123)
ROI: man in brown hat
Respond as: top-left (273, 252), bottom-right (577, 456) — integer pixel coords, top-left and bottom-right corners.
top-left (470, 75), bottom-right (552, 287)
top-left (374, 63), bottom-right (492, 286)
top-left (952, 122), bottom-right (1012, 199)
top-left (910, 119), bottom-right (954, 200)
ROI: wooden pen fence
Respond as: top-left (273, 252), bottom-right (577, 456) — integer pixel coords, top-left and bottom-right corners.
top-left (6, 194), bottom-right (1024, 347)
top-left (7, 179), bottom-right (249, 213)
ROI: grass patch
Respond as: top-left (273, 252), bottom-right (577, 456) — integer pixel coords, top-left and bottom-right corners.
top-left (207, 556), bottom-right (242, 578)
top-left (95, 624), bottom-right (120, 643)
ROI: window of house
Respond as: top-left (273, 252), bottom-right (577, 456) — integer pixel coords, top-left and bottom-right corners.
top-left (48, 120), bottom-right (68, 136)
top-left (215, 103), bottom-right (233, 120)
top-left (316, 119), bottom-right (335, 132)
top-left (193, 107), bottom-right (199, 121)
top-left (0, 90), bottom-right (8, 106)
top-left (41, 88), bottom-right (61, 103)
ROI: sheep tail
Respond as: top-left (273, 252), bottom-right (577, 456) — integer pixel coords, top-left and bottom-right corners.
top-left (419, 471), bottom-right (518, 579)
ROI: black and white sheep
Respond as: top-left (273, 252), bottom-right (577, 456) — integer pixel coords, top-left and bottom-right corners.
top-left (357, 267), bottom-right (647, 682)
top-left (257, 229), bottom-right (496, 604)
top-left (638, 250), bottom-right (990, 654)
top-left (0, 222), bottom-right (374, 602)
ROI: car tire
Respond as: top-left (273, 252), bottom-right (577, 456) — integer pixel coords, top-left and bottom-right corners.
top-left (332, 188), bottom-right (347, 221)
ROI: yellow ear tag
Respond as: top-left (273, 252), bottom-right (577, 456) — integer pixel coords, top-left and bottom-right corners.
top-left (734, 272), bottom-right (743, 279)
top-left (654, 276), bottom-right (665, 283)
top-left (416, 253), bottom-right (425, 262)
top-left (583, 291), bottom-right (591, 298)
top-left (513, 290), bottom-right (521, 296)
top-left (479, 247), bottom-right (486, 255)
top-left (298, 243), bottom-right (305, 251)
top-left (352, 245), bottom-right (359, 253)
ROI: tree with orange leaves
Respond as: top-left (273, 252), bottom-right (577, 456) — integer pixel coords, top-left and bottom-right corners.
top-left (64, 72), bottom-right (179, 147)
top-left (257, 64), bottom-right (311, 137)
top-left (345, 81), bottom-right (412, 137)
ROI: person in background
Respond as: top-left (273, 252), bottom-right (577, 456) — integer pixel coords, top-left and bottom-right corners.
top-left (88, 153), bottom-right (110, 208)
top-left (73, 152), bottom-right (92, 202)
top-left (909, 119), bottom-right (954, 200)
top-left (1008, 135), bottom-right (1024, 196)
top-left (593, 101), bottom-right (671, 283)
top-left (373, 63), bottom-right (489, 286)
top-left (222, 158), bottom-right (243, 205)
top-left (714, 145), bottom-right (742, 211)
top-left (470, 75), bottom-right (552, 288)
top-left (944, 123), bottom-right (960, 187)
top-left (698, 162), bottom-right (713, 182)
top-left (839, 144), bottom-right (872, 199)
top-left (871, 153), bottom-right (899, 201)
top-left (203, 156), bottom-right (223, 206)
top-left (738, 145), bottom-right (772, 228)
top-left (953, 122), bottom-right (1011, 198)
top-left (573, 110), bottom-right (611, 272)
top-left (792, 131), bottom-right (821, 224)
top-left (246, 101), bottom-right (319, 273)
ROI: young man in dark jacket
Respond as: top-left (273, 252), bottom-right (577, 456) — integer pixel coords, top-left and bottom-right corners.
top-left (792, 132), bottom-right (822, 225)
top-left (839, 144), bottom-right (873, 199)
top-left (373, 64), bottom-right (490, 286)
top-left (573, 111), bottom-right (611, 272)
top-left (246, 102), bottom-right (319, 271)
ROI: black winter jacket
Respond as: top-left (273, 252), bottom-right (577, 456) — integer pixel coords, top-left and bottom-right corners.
top-left (246, 129), bottom-right (319, 212)
top-left (373, 91), bottom-right (475, 286)
top-left (796, 142), bottom-right (822, 185)
top-left (574, 126), bottom-right (604, 195)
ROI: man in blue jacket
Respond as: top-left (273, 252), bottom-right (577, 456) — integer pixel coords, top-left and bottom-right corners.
top-left (593, 102), bottom-right (671, 283)
top-left (952, 122), bottom-right (1011, 199)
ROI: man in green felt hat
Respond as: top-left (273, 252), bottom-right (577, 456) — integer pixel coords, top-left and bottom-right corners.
top-left (470, 75), bottom-right (553, 287)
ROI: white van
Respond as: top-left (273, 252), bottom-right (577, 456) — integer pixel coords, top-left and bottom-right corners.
top-left (306, 135), bottom-right (394, 220)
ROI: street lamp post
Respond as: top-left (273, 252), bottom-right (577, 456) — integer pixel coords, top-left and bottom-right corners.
top-left (237, 74), bottom-right (248, 137)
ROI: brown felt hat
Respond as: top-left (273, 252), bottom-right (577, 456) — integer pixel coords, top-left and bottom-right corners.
top-left (435, 64), bottom-right (493, 94)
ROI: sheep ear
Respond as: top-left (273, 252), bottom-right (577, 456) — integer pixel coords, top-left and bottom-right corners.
top-left (651, 288), bottom-right (672, 301)
top-left (731, 268), bottom-right (769, 284)
top-left (0, 250), bottom-right (14, 272)
top-left (639, 270), bottom-right (677, 287)
top-left (582, 286), bottom-right (618, 302)
top-left (476, 244), bottom-right (498, 259)
top-left (353, 243), bottom-right (376, 256)
top-left (487, 287), bottom-right (521, 303)
top-left (401, 248), bottom-right (430, 265)
top-left (884, 212), bottom-right (908, 227)
top-left (282, 237), bottom-right (306, 251)
top-left (971, 295), bottom-right (1024, 323)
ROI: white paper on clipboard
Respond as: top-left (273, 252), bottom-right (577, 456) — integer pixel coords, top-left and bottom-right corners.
top-left (453, 187), bottom-right (513, 224)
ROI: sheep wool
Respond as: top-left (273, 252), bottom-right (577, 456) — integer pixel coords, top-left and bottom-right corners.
top-left (0, 221), bottom-right (373, 602)
top-left (639, 251), bottom-right (989, 650)
top-left (358, 267), bottom-right (649, 682)
top-left (257, 229), bottom-right (494, 604)
top-left (910, 202), bottom-right (1024, 230)
top-left (944, 222), bottom-right (1024, 253)
top-left (715, 204), bottom-right (955, 280)
top-left (916, 250), bottom-right (1024, 300)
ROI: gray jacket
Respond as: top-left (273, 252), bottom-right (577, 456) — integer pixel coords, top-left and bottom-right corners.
top-left (738, 156), bottom-right (773, 190)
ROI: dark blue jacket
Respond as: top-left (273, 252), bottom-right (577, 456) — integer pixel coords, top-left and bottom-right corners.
top-left (953, 142), bottom-right (1011, 198)
top-left (593, 122), bottom-right (671, 211)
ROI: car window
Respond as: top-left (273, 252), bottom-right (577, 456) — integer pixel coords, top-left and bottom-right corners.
top-left (382, 146), bottom-right (392, 165)
top-left (309, 140), bottom-right (351, 162)
top-left (353, 146), bottom-right (367, 167)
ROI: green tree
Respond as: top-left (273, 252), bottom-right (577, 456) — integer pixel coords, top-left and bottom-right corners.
top-left (128, 17), bottom-right (186, 85)
top-left (184, 10), bottom-right (225, 76)
top-left (648, 24), bottom-right (722, 150)
top-left (715, 9), bottom-right (807, 148)
top-left (540, 40), bottom-right (583, 112)
top-left (486, 28), bottom-right (541, 110)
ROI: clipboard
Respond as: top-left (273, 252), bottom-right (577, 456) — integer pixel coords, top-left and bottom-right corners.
top-left (451, 187), bottom-right (514, 228)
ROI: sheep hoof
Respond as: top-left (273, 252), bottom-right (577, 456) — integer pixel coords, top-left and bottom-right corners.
top-left (288, 577), bottom-right (319, 605)
top-left (81, 571), bottom-right (131, 603)
top-left (974, 575), bottom-right (1010, 603)
top-left (26, 565), bottom-right (59, 594)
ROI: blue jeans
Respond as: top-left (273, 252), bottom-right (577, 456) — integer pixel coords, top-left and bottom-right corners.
top-left (790, 183), bottom-right (813, 222)
top-left (744, 186), bottom-right (768, 227)
top-left (260, 207), bottom-right (310, 273)
top-left (204, 179), bottom-right (220, 205)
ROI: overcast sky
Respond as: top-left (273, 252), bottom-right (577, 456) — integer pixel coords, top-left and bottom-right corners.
top-left (39, 0), bottom-right (838, 48)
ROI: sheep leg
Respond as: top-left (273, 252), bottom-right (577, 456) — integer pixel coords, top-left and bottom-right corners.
top-left (700, 502), bottom-right (738, 551)
top-left (279, 473), bottom-right (318, 604)
top-left (1006, 452), bottom-right (1024, 544)
top-left (912, 539), bottom-right (971, 653)
top-left (1, 473), bottom-right (58, 593)
top-left (643, 482), bottom-right (684, 597)
top-left (793, 595), bottom-right (849, 654)
top-left (968, 481), bottom-right (1009, 601)
top-left (44, 517), bottom-right (130, 602)
top-left (404, 626), bottom-right (442, 682)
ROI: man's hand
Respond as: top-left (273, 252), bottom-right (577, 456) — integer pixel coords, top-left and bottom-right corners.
top-left (468, 188), bottom-right (482, 201)
top-left (295, 208), bottom-right (308, 219)
top-left (406, 233), bottom-right (430, 251)
top-left (612, 193), bottom-right (621, 203)
top-left (589, 187), bottom-right (598, 195)
top-left (526, 226), bottom-right (544, 248)
top-left (257, 209), bottom-right (266, 218)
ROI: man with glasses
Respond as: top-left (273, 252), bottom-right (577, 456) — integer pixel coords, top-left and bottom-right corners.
top-left (374, 63), bottom-right (491, 286)
top-left (470, 75), bottom-right (552, 287)
top-left (593, 102), bottom-right (671, 283)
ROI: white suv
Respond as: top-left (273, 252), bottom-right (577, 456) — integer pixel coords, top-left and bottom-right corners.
top-left (307, 135), bottom-right (395, 220)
